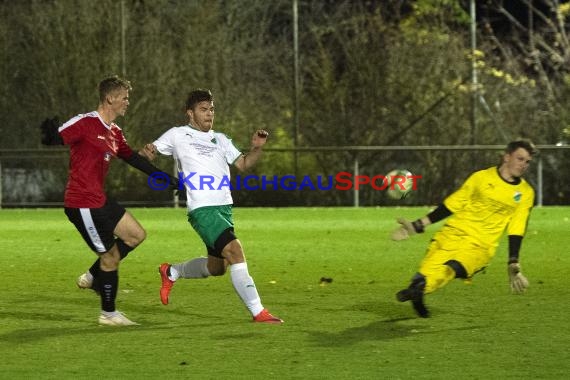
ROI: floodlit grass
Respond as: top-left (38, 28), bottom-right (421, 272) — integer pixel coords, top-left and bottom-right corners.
top-left (0, 207), bottom-right (569, 379)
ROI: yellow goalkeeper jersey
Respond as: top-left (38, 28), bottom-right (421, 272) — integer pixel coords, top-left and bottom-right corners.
top-left (438, 166), bottom-right (535, 250)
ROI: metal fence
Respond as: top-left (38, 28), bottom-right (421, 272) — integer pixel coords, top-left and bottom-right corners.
top-left (1, 145), bottom-right (569, 208)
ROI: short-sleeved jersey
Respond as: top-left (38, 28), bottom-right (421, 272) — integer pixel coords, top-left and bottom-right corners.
top-left (438, 166), bottom-right (535, 250)
top-left (59, 111), bottom-right (133, 208)
top-left (153, 125), bottom-right (242, 211)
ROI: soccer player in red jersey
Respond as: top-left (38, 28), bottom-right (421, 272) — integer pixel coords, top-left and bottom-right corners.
top-left (58, 76), bottom-right (175, 326)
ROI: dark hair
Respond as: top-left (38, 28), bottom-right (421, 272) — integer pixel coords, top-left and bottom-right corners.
top-left (185, 89), bottom-right (213, 111)
top-left (98, 75), bottom-right (132, 103)
top-left (505, 138), bottom-right (538, 156)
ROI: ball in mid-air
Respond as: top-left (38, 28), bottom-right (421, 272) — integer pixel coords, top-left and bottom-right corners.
top-left (385, 169), bottom-right (414, 200)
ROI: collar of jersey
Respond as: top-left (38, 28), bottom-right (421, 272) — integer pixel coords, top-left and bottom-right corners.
top-left (187, 124), bottom-right (214, 136)
top-left (93, 111), bottom-right (113, 130)
top-left (495, 166), bottom-right (521, 185)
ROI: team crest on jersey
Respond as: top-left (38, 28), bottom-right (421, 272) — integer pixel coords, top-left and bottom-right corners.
top-left (104, 152), bottom-right (112, 161)
top-left (513, 192), bottom-right (522, 202)
top-left (211, 138), bottom-right (217, 144)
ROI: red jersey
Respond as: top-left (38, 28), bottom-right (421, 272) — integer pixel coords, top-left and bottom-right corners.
top-left (59, 111), bottom-right (133, 208)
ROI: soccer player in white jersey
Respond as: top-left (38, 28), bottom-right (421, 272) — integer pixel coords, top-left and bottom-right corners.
top-left (140, 89), bottom-right (283, 323)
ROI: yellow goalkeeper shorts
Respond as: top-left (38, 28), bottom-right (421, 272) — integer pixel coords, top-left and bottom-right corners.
top-left (419, 233), bottom-right (496, 279)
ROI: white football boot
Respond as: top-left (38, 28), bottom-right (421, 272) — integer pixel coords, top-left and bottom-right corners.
top-left (98, 311), bottom-right (139, 326)
top-left (76, 272), bottom-right (94, 289)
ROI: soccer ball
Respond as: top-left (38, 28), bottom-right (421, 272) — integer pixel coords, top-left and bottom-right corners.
top-left (385, 169), bottom-right (414, 200)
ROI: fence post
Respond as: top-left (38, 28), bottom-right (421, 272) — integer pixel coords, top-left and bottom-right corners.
top-left (353, 156), bottom-right (359, 207)
top-left (537, 156), bottom-right (543, 207)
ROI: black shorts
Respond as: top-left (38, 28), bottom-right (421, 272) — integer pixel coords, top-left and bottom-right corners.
top-left (64, 199), bottom-right (126, 253)
top-left (206, 227), bottom-right (238, 258)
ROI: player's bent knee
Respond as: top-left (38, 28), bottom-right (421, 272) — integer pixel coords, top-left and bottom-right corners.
top-left (445, 260), bottom-right (467, 279)
top-left (221, 239), bottom-right (245, 264)
top-left (100, 251), bottom-right (120, 271)
top-left (126, 228), bottom-right (146, 247)
top-left (222, 250), bottom-right (245, 265)
top-left (134, 230), bottom-right (146, 246)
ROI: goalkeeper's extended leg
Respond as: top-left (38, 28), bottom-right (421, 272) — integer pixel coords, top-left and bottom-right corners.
top-left (396, 273), bottom-right (429, 318)
top-left (424, 265), bottom-right (456, 294)
top-left (422, 260), bottom-right (467, 294)
top-left (397, 261), bottom-right (467, 318)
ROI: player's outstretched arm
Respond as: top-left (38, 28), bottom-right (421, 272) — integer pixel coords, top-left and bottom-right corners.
top-left (390, 204), bottom-right (453, 241)
top-left (123, 151), bottom-right (179, 190)
top-left (234, 130), bottom-right (269, 172)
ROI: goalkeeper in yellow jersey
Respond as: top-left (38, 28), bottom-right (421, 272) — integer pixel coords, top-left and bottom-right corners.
top-left (391, 139), bottom-right (537, 318)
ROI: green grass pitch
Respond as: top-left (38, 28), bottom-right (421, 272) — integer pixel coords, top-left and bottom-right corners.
top-left (0, 207), bottom-right (569, 379)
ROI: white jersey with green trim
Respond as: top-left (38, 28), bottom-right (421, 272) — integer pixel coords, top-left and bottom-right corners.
top-left (153, 125), bottom-right (242, 211)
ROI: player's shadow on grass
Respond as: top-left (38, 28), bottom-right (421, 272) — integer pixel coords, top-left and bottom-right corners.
top-left (307, 321), bottom-right (420, 347)
top-left (0, 322), bottom-right (148, 344)
top-left (307, 300), bottom-right (487, 347)
top-left (9, 289), bottom-right (214, 318)
top-left (0, 312), bottom-right (212, 345)
top-left (0, 299), bottom-right (214, 344)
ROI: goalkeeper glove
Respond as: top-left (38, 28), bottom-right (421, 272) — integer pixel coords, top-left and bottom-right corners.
top-left (391, 218), bottom-right (425, 241)
top-left (508, 262), bottom-right (529, 294)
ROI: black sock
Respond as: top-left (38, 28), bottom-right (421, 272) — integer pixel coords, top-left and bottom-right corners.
top-left (88, 260), bottom-right (100, 278)
top-left (410, 272), bottom-right (427, 292)
top-left (88, 239), bottom-right (134, 278)
top-left (98, 270), bottom-right (118, 312)
top-left (116, 238), bottom-right (135, 259)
